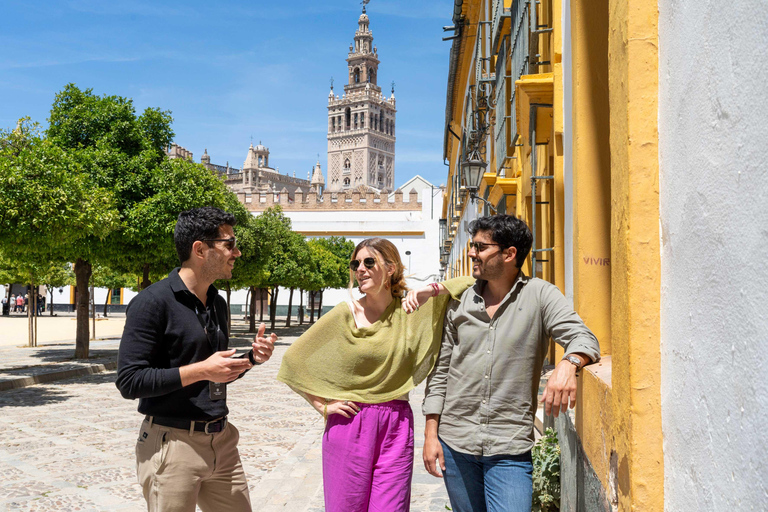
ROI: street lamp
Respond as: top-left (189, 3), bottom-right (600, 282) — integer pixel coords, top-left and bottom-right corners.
top-left (405, 250), bottom-right (412, 271)
top-left (461, 149), bottom-right (496, 212)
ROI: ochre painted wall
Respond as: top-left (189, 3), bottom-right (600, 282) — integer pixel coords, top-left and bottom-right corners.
top-left (607, 0), bottom-right (664, 510)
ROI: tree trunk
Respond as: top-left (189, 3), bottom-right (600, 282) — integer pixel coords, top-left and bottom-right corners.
top-left (309, 291), bottom-right (316, 323)
top-left (225, 283), bottom-right (232, 333)
top-left (141, 263), bottom-right (151, 290)
top-left (33, 287), bottom-right (38, 347)
top-left (103, 292), bottom-right (109, 317)
top-left (91, 285), bottom-right (95, 340)
top-left (249, 286), bottom-right (257, 333)
top-left (317, 290), bottom-right (324, 319)
top-left (27, 281), bottom-right (35, 347)
top-left (299, 289), bottom-right (304, 325)
top-left (74, 258), bottom-right (92, 359)
top-left (259, 288), bottom-right (265, 322)
top-left (286, 288), bottom-right (294, 327)
top-left (269, 287), bottom-right (278, 331)
top-left (49, 286), bottom-right (55, 316)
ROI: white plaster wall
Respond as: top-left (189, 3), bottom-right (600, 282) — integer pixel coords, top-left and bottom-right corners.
top-left (659, 1), bottom-right (768, 509)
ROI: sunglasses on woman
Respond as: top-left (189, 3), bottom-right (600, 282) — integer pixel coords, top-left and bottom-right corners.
top-left (349, 257), bottom-right (377, 272)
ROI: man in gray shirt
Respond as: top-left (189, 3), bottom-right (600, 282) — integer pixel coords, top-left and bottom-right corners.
top-left (423, 215), bottom-right (600, 512)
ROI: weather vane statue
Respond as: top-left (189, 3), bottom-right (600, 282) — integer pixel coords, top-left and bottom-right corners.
top-left (361, 0), bottom-right (371, 13)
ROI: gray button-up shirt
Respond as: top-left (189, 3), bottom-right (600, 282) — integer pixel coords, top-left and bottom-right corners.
top-left (423, 273), bottom-right (600, 456)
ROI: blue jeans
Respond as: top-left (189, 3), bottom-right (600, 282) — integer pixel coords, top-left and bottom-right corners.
top-left (440, 438), bottom-right (533, 512)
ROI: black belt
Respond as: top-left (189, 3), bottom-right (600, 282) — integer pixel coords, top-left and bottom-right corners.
top-left (146, 415), bottom-right (228, 434)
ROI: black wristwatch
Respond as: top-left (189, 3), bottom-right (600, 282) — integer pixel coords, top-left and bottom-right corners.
top-left (247, 350), bottom-right (261, 366)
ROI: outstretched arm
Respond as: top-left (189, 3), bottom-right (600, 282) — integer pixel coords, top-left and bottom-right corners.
top-left (402, 283), bottom-right (447, 313)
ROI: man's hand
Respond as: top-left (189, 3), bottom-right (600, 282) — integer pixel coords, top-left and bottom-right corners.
top-left (202, 349), bottom-right (253, 384)
top-left (251, 322), bottom-right (276, 363)
top-left (422, 415), bottom-right (445, 477)
top-left (540, 358), bottom-right (580, 417)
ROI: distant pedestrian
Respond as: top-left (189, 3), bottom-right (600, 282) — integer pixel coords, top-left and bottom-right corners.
top-left (10, 294), bottom-right (16, 312)
top-left (15, 294), bottom-right (23, 313)
top-left (37, 293), bottom-right (44, 314)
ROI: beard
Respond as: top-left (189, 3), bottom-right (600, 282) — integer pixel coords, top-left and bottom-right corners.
top-left (472, 255), bottom-right (504, 281)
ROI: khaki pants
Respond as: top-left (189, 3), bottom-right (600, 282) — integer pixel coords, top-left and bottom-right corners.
top-left (135, 418), bottom-right (251, 512)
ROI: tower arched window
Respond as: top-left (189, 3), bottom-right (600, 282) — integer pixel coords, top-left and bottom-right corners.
top-left (379, 111), bottom-right (384, 132)
top-left (345, 108), bottom-right (351, 130)
top-left (332, 118), bottom-right (336, 132)
top-left (343, 177), bottom-right (351, 188)
top-left (361, 115), bottom-right (365, 129)
top-left (344, 158), bottom-right (351, 172)
top-left (369, 69), bottom-right (376, 85)
top-left (354, 68), bottom-right (360, 84)
top-left (354, 113), bottom-right (358, 129)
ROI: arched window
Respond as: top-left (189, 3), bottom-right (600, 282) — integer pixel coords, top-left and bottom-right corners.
top-left (361, 115), bottom-right (365, 129)
top-left (369, 68), bottom-right (376, 84)
top-left (332, 118), bottom-right (336, 132)
top-left (379, 111), bottom-right (384, 132)
top-left (343, 177), bottom-right (351, 188)
top-left (344, 158), bottom-right (351, 170)
top-left (354, 68), bottom-right (360, 84)
top-left (345, 108), bottom-right (351, 130)
top-left (354, 113), bottom-right (358, 129)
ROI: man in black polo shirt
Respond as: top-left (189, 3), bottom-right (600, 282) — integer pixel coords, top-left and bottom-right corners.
top-left (116, 207), bottom-right (276, 512)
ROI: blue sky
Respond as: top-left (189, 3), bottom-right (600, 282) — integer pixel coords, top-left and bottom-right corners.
top-left (1, 0), bottom-right (455, 188)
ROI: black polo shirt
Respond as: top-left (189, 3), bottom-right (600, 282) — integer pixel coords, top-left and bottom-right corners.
top-left (116, 268), bottom-right (234, 421)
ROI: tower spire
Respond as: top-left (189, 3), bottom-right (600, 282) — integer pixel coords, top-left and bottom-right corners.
top-left (327, 7), bottom-right (396, 193)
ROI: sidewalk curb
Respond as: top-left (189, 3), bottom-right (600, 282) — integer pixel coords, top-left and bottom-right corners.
top-left (0, 361), bottom-right (117, 392)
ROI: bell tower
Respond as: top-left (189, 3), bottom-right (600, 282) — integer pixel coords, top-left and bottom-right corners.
top-left (327, 6), bottom-right (396, 192)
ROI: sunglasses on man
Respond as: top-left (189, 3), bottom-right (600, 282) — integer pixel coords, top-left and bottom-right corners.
top-left (349, 257), bottom-right (377, 272)
top-left (468, 241), bottom-right (504, 252)
top-left (201, 237), bottom-right (238, 251)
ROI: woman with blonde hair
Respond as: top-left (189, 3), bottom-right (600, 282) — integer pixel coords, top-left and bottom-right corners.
top-left (277, 237), bottom-right (473, 512)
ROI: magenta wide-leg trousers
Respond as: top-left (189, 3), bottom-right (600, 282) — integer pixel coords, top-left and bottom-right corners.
top-left (322, 400), bottom-right (414, 512)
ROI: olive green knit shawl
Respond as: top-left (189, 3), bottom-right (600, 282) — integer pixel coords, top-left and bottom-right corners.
top-left (277, 276), bottom-right (474, 403)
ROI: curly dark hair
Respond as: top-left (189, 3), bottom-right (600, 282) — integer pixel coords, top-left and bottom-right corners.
top-left (468, 215), bottom-right (532, 268)
top-left (174, 207), bottom-right (237, 263)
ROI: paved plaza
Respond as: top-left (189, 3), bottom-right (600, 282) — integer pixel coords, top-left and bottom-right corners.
top-left (0, 321), bottom-right (452, 512)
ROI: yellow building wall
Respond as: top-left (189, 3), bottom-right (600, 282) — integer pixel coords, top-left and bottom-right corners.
top-left (440, 1), bottom-right (664, 507)
top-left (607, 0), bottom-right (664, 509)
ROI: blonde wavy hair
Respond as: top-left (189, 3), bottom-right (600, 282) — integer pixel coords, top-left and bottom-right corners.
top-left (348, 238), bottom-right (408, 298)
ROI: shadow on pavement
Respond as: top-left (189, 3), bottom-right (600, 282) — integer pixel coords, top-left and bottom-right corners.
top-left (0, 372), bottom-right (118, 406)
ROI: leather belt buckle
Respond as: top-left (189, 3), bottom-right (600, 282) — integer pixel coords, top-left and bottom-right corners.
top-left (204, 417), bottom-right (227, 434)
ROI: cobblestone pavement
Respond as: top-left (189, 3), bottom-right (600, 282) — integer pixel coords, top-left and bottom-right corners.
top-left (0, 323), bottom-right (452, 512)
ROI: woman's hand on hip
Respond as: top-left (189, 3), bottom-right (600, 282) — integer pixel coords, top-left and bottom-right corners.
top-left (324, 400), bottom-right (361, 418)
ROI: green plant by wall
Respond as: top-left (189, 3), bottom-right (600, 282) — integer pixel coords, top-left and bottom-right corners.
top-left (532, 427), bottom-right (561, 511)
